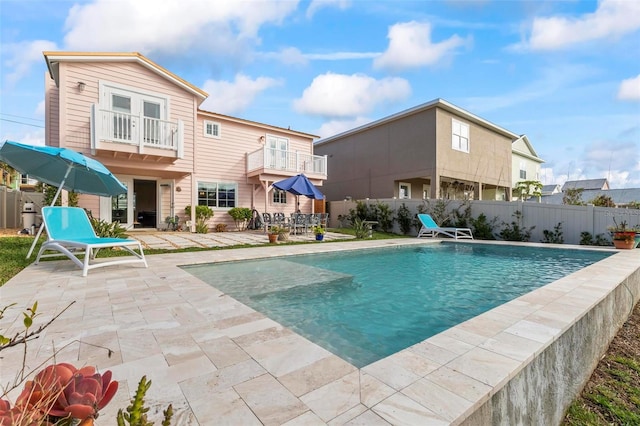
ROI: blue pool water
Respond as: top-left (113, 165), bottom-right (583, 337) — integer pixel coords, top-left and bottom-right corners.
top-left (183, 243), bottom-right (611, 367)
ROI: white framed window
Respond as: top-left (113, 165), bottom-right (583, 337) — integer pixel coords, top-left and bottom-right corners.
top-left (399, 182), bottom-right (411, 199)
top-left (197, 182), bottom-right (237, 208)
top-left (452, 119), bottom-right (469, 153)
top-left (266, 135), bottom-right (289, 169)
top-left (519, 161), bottom-right (527, 179)
top-left (273, 188), bottom-right (287, 204)
top-left (204, 120), bottom-right (221, 139)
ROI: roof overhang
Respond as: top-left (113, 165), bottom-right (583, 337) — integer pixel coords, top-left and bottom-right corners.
top-left (43, 51), bottom-right (208, 103)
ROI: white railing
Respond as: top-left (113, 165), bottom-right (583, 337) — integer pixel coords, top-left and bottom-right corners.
top-left (91, 105), bottom-right (183, 157)
top-left (247, 147), bottom-right (327, 176)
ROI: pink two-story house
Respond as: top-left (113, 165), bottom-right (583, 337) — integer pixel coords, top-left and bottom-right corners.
top-left (43, 52), bottom-right (326, 230)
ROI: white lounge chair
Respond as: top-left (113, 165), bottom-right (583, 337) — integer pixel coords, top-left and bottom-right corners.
top-left (417, 213), bottom-right (473, 240)
top-left (35, 206), bottom-right (148, 276)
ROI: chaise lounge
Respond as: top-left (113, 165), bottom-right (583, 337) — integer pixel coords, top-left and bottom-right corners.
top-left (417, 213), bottom-right (474, 240)
top-left (35, 206), bottom-right (148, 276)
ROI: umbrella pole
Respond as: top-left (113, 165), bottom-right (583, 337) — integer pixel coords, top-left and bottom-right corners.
top-left (26, 165), bottom-right (72, 259)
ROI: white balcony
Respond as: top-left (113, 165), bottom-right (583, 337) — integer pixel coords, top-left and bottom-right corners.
top-left (90, 105), bottom-right (184, 160)
top-left (246, 147), bottom-right (327, 178)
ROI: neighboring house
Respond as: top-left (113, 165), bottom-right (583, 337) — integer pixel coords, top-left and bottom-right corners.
top-left (541, 188), bottom-right (640, 207)
top-left (43, 51), bottom-right (325, 230)
top-left (0, 166), bottom-right (20, 190)
top-left (315, 98), bottom-right (534, 202)
top-left (541, 184), bottom-right (561, 196)
top-left (511, 134), bottom-right (544, 200)
top-left (562, 178), bottom-right (610, 191)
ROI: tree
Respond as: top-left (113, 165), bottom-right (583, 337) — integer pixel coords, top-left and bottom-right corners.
top-left (514, 180), bottom-right (542, 202)
top-left (589, 194), bottom-right (615, 207)
top-left (563, 188), bottom-right (585, 205)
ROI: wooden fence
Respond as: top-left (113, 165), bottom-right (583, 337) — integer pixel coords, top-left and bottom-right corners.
top-left (327, 198), bottom-right (640, 245)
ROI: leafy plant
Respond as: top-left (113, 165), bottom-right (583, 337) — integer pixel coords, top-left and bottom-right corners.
top-left (580, 232), bottom-right (610, 246)
top-left (563, 188), bottom-right (585, 206)
top-left (396, 203), bottom-right (413, 235)
top-left (42, 184), bottom-right (78, 207)
top-left (313, 225), bottom-right (325, 235)
top-left (470, 213), bottom-right (497, 240)
top-left (589, 194), bottom-right (615, 207)
top-left (373, 201), bottom-right (394, 232)
top-left (351, 217), bottom-right (369, 239)
top-left (514, 180), bottom-right (543, 201)
top-left (117, 376), bottom-right (173, 426)
top-left (542, 222), bottom-right (564, 244)
top-left (185, 205), bottom-right (214, 234)
top-left (87, 210), bottom-right (127, 238)
top-left (227, 207), bottom-right (252, 230)
top-left (498, 210), bottom-right (534, 241)
top-left (215, 223), bottom-right (227, 232)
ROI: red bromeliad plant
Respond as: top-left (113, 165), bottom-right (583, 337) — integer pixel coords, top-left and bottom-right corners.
top-left (1, 363), bottom-right (117, 426)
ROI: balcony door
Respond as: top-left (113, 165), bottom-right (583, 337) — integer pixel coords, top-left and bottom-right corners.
top-left (103, 83), bottom-right (167, 145)
top-left (266, 135), bottom-right (289, 169)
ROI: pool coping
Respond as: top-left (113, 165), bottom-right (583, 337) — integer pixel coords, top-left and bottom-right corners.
top-left (1, 239), bottom-right (638, 424)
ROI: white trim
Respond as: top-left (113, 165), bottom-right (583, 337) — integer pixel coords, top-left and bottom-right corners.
top-left (399, 182), bottom-right (411, 199)
top-left (203, 120), bottom-right (221, 139)
top-left (451, 118), bottom-right (470, 153)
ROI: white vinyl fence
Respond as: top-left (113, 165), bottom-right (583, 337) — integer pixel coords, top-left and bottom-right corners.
top-left (327, 198), bottom-right (640, 245)
top-left (0, 187), bottom-right (44, 229)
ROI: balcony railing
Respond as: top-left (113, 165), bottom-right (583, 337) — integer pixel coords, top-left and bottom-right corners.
top-left (91, 105), bottom-right (184, 158)
top-left (247, 147), bottom-right (327, 176)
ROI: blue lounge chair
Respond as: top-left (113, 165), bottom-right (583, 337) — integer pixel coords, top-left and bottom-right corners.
top-left (35, 206), bottom-right (148, 276)
top-left (417, 214), bottom-right (473, 240)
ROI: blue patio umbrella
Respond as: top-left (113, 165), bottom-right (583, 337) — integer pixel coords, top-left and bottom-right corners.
top-left (0, 140), bottom-right (127, 257)
top-left (273, 173), bottom-right (324, 200)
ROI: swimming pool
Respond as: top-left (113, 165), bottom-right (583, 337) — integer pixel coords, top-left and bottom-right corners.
top-left (183, 243), bottom-right (612, 367)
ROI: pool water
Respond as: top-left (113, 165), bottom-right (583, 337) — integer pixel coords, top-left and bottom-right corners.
top-left (183, 243), bottom-right (611, 367)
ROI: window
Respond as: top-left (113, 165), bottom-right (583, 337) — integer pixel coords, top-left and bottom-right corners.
top-left (273, 188), bottom-right (287, 204)
top-left (204, 120), bottom-right (221, 139)
top-left (451, 119), bottom-right (469, 153)
top-left (519, 161), bottom-right (527, 179)
top-left (197, 182), bottom-right (237, 208)
top-left (399, 182), bottom-right (411, 199)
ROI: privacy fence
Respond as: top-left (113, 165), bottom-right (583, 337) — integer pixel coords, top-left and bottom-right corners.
top-left (327, 198), bottom-right (640, 245)
top-left (0, 187), bottom-right (44, 229)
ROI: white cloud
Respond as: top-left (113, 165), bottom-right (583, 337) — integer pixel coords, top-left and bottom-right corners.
top-left (523, 0), bottom-right (640, 51)
top-left (199, 74), bottom-right (282, 115)
top-left (306, 0), bottom-right (350, 19)
top-left (617, 74), bottom-right (640, 101)
top-left (62, 0), bottom-right (299, 54)
top-left (293, 72), bottom-right (411, 118)
top-left (3, 40), bottom-right (58, 85)
top-left (373, 21), bottom-right (469, 72)
top-left (315, 117), bottom-right (372, 139)
top-left (35, 100), bottom-right (46, 118)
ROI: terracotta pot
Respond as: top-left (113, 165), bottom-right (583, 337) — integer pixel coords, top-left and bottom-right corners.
top-left (268, 233), bottom-right (278, 243)
top-left (613, 238), bottom-right (635, 250)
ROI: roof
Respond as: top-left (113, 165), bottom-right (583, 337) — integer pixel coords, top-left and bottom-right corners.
top-left (198, 109), bottom-right (319, 140)
top-left (43, 51), bottom-right (208, 102)
top-left (541, 188), bottom-right (640, 206)
top-left (315, 98), bottom-right (521, 146)
top-left (512, 135), bottom-right (544, 163)
top-left (562, 178), bottom-right (609, 191)
top-left (541, 184), bottom-right (561, 194)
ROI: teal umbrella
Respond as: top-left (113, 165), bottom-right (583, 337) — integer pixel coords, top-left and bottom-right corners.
top-left (0, 140), bottom-right (127, 257)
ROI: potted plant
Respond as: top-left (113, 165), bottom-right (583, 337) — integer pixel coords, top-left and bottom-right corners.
top-left (277, 226), bottom-right (290, 241)
top-left (608, 219), bottom-right (636, 250)
top-left (268, 226), bottom-right (281, 243)
top-left (313, 225), bottom-right (325, 241)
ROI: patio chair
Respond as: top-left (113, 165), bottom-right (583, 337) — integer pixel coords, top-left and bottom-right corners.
top-left (35, 206), bottom-right (148, 276)
top-left (290, 213), bottom-right (308, 235)
top-left (417, 214), bottom-right (473, 240)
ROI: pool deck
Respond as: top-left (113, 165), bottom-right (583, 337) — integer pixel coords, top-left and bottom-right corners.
top-left (1, 235), bottom-right (638, 424)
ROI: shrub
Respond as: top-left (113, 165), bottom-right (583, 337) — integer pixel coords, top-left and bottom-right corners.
top-left (470, 213), bottom-right (497, 240)
top-left (541, 222), bottom-right (564, 244)
top-left (185, 205), bottom-right (214, 234)
top-left (374, 201), bottom-right (394, 232)
top-left (352, 217), bottom-right (369, 239)
top-left (580, 231), bottom-right (610, 246)
top-left (215, 223), bottom-right (227, 232)
top-left (86, 210), bottom-right (126, 238)
top-left (396, 203), bottom-right (413, 235)
top-left (498, 210), bottom-right (534, 242)
top-left (227, 207), bottom-right (252, 230)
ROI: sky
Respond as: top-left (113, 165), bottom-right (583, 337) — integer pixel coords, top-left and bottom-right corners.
top-left (1, 0), bottom-right (639, 189)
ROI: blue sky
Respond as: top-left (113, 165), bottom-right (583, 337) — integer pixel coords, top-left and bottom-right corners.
top-left (1, 0), bottom-right (639, 188)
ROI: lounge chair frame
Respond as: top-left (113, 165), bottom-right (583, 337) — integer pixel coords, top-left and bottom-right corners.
top-left (417, 214), bottom-right (474, 240)
top-left (35, 206), bottom-right (148, 276)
